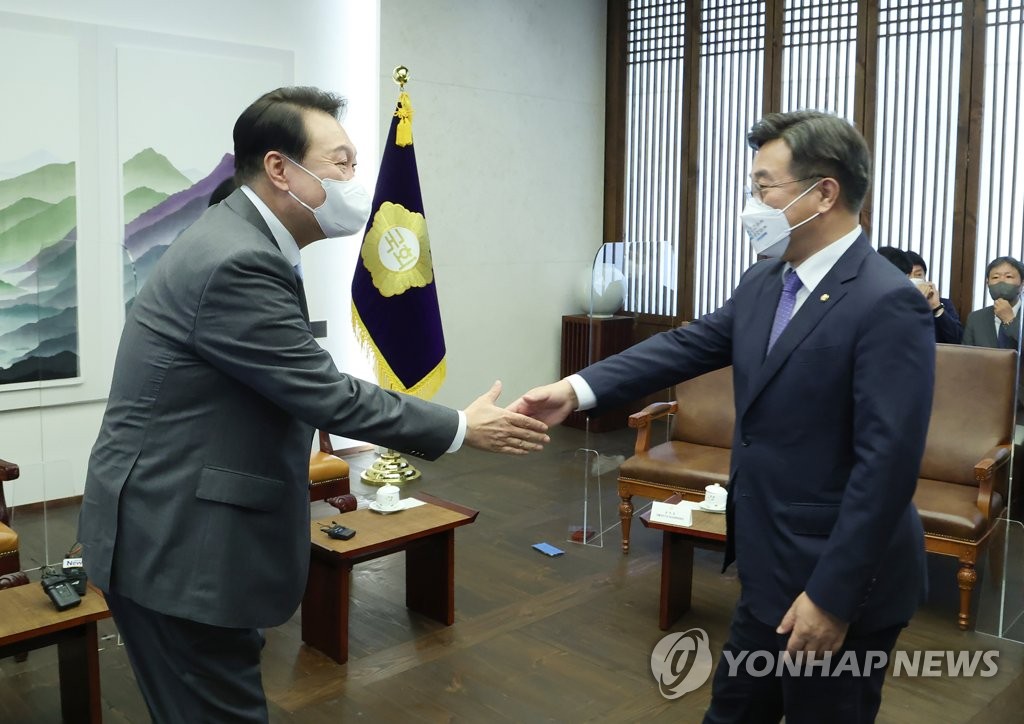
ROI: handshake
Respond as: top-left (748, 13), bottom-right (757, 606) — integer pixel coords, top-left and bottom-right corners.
top-left (463, 379), bottom-right (579, 456)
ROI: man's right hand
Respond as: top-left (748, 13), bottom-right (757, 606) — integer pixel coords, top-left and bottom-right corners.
top-left (464, 381), bottom-right (550, 455)
top-left (506, 380), bottom-right (578, 427)
top-left (994, 298), bottom-right (1016, 325)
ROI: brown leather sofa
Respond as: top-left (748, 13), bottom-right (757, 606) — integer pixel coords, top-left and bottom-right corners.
top-left (915, 344), bottom-right (1014, 629)
top-left (616, 344), bottom-right (1014, 629)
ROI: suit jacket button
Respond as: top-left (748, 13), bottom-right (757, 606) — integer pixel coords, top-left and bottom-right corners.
top-left (741, 438), bottom-right (750, 447)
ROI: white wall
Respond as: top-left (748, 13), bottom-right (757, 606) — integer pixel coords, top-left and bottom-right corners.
top-left (0, 0), bottom-right (606, 508)
top-left (0, 0), bottom-right (381, 506)
top-left (378, 0), bottom-right (607, 409)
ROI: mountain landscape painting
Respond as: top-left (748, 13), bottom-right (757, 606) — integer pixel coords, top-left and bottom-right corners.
top-left (122, 149), bottom-right (234, 307)
top-left (0, 159), bottom-right (80, 385)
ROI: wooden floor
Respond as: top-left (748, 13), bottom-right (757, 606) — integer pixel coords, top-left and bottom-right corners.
top-left (2, 426), bottom-right (1023, 723)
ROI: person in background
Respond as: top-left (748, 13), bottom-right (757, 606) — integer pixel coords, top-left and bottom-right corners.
top-left (962, 256), bottom-right (1024, 350)
top-left (512, 111), bottom-right (934, 723)
top-left (877, 247), bottom-right (961, 343)
top-left (78, 86), bottom-right (550, 724)
top-left (905, 250), bottom-right (962, 343)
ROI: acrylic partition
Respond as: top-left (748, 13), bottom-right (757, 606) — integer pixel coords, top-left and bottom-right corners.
top-left (564, 241), bottom-right (677, 549)
top-left (975, 319), bottom-right (1024, 643)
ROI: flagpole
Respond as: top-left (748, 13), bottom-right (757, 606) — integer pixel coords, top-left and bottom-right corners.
top-left (359, 65), bottom-right (424, 487)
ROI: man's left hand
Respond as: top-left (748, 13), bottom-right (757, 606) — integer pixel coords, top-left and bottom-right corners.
top-left (776, 591), bottom-right (849, 655)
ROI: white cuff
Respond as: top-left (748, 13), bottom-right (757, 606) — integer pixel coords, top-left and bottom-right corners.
top-left (566, 374), bottom-right (597, 411)
top-left (446, 410), bottom-right (467, 453)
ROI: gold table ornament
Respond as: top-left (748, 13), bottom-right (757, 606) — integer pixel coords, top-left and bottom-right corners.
top-left (360, 448), bottom-right (421, 485)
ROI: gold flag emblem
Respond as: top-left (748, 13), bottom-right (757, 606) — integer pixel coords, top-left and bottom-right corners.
top-left (360, 201), bottom-right (433, 297)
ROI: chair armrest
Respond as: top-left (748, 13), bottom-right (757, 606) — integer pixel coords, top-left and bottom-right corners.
top-left (974, 444), bottom-right (1012, 519)
top-left (0, 458), bottom-right (16, 528)
top-left (628, 401), bottom-right (678, 455)
top-left (0, 458), bottom-right (19, 482)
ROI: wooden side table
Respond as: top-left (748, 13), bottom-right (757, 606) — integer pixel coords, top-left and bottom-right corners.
top-left (640, 494), bottom-right (727, 630)
top-left (301, 492), bottom-right (479, 664)
top-left (0, 583), bottom-right (111, 723)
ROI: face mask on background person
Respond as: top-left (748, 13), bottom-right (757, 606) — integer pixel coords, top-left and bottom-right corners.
top-left (285, 156), bottom-right (372, 237)
top-left (739, 180), bottom-right (822, 258)
top-left (988, 282), bottom-right (1022, 304)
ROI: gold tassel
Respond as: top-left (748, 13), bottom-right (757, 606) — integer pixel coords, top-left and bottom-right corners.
top-left (351, 303), bottom-right (445, 399)
top-left (394, 91), bottom-right (413, 147)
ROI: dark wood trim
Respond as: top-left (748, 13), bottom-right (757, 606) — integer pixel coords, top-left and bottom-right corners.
top-left (763, 0), bottom-right (784, 115)
top-left (952, 0), bottom-right (988, 316)
top-left (856, 0), bottom-right (879, 238)
top-left (603, 0), bottom-right (629, 245)
top-left (678, 0), bottom-right (702, 323)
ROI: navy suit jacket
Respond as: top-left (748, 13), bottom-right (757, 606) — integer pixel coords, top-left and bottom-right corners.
top-left (581, 235), bottom-right (934, 633)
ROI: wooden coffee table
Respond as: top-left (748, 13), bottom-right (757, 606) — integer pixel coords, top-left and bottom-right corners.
top-left (640, 494), bottom-right (727, 630)
top-left (301, 492), bottom-right (478, 664)
top-left (0, 583), bottom-right (111, 723)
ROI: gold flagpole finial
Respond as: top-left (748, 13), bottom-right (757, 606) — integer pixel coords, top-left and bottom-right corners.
top-left (392, 66), bottom-right (413, 147)
top-left (393, 65), bottom-right (409, 89)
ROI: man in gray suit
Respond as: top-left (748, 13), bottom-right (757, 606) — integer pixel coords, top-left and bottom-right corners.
top-left (962, 255), bottom-right (1024, 349)
top-left (78, 86), bottom-right (549, 723)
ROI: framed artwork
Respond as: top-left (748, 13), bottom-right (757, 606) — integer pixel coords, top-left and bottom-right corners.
top-left (0, 24), bottom-right (80, 390)
top-left (116, 39), bottom-right (291, 305)
top-left (0, 14), bottom-right (292, 411)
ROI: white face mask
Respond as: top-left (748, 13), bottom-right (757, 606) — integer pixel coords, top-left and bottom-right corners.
top-left (739, 180), bottom-right (822, 258)
top-left (285, 156), bottom-right (372, 237)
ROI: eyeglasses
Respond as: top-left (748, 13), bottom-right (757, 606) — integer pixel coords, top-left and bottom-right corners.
top-left (749, 175), bottom-right (822, 202)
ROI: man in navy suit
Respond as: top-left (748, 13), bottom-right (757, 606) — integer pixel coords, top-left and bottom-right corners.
top-left (511, 111), bottom-right (934, 722)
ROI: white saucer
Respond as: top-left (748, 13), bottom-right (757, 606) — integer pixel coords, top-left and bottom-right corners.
top-left (369, 501), bottom-right (402, 515)
top-left (699, 503), bottom-right (726, 514)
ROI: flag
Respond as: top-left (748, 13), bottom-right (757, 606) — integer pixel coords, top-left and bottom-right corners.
top-left (351, 89), bottom-right (446, 398)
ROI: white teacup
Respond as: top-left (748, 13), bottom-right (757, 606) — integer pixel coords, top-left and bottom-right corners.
top-left (704, 483), bottom-right (727, 510)
top-left (376, 484), bottom-right (401, 510)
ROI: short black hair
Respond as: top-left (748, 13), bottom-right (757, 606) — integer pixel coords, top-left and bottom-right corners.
top-left (877, 246), bottom-right (912, 275)
top-left (233, 86), bottom-right (347, 183)
top-left (208, 177), bottom-right (237, 206)
top-left (986, 256), bottom-right (1024, 279)
top-left (747, 110), bottom-right (871, 212)
top-left (905, 250), bottom-right (927, 274)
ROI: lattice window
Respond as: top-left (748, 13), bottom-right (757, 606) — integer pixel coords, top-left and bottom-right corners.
top-left (973, 0), bottom-right (1024, 307)
top-left (872, 1), bottom-right (963, 295)
top-left (781, 0), bottom-right (858, 117)
top-left (692, 0), bottom-right (766, 317)
top-left (624, 0), bottom-right (687, 316)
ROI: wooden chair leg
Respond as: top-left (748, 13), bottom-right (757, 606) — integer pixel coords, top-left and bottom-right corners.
top-left (957, 561), bottom-right (977, 631)
top-left (619, 495), bottom-right (634, 554)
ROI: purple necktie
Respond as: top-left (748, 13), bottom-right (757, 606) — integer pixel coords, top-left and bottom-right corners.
top-left (767, 269), bottom-right (802, 353)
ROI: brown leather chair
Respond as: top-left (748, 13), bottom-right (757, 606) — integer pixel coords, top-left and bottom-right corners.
top-left (309, 431), bottom-right (360, 515)
top-left (914, 344), bottom-right (1015, 630)
top-left (0, 458), bottom-right (28, 589)
top-left (616, 366), bottom-right (734, 553)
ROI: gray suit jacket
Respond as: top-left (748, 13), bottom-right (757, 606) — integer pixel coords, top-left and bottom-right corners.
top-left (962, 305), bottom-right (1022, 348)
top-left (79, 190), bottom-right (459, 628)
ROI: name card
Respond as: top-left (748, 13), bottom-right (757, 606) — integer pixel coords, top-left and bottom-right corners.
top-left (649, 500), bottom-right (696, 527)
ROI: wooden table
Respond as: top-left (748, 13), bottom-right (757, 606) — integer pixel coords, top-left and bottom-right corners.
top-left (640, 494), bottom-right (727, 630)
top-left (0, 583), bottom-right (111, 723)
top-left (301, 492), bottom-right (478, 664)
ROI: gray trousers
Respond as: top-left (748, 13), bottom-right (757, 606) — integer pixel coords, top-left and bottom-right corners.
top-left (105, 589), bottom-right (268, 724)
